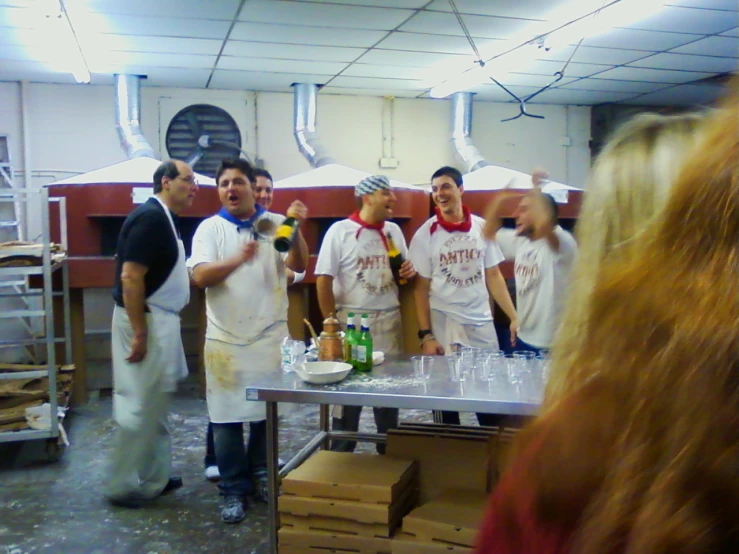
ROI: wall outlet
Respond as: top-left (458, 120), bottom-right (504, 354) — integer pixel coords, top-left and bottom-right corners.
top-left (560, 136), bottom-right (572, 147)
top-left (379, 157), bottom-right (399, 169)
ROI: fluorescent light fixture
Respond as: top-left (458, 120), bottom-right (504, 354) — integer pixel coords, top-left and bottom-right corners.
top-left (429, 0), bottom-right (668, 99)
top-left (544, 0), bottom-right (667, 51)
top-left (33, 0), bottom-right (91, 84)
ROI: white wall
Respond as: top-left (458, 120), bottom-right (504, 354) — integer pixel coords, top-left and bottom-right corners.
top-left (0, 80), bottom-right (591, 367)
top-left (0, 82), bottom-right (591, 187)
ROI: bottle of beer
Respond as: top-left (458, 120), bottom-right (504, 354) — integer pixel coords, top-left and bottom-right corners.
top-left (344, 312), bottom-right (358, 365)
top-left (386, 232), bottom-right (407, 286)
top-left (274, 217), bottom-right (299, 252)
top-left (355, 314), bottom-right (374, 372)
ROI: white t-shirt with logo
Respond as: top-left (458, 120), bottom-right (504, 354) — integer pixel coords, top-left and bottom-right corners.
top-left (409, 214), bottom-right (504, 325)
top-left (187, 211), bottom-right (289, 345)
top-left (496, 226), bottom-right (577, 348)
top-left (315, 219), bottom-right (407, 312)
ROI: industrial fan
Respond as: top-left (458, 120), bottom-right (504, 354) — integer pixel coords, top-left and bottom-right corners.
top-left (165, 104), bottom-right (251, 178)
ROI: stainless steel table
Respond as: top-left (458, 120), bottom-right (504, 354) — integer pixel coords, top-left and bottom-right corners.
top-left (245, 355), bottom-right (542, 554)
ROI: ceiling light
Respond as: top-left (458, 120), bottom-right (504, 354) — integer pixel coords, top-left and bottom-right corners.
top-left (429, 0), bottom-right (668, 99)
top-left (34, 0), bottom-right (91, 84)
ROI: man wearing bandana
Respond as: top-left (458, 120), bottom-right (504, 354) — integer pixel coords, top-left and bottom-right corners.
top-left (187, 158), bottom-right (308, 524)
top-left (315, 175), bottom-right (417, 453)
top-left (409, 166), bottom-right (518, 426)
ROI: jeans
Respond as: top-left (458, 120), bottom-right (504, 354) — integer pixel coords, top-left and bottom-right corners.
top-left (212, 420), bottom-right (267, 498)
top-left (331, 406), bottom-right (398, 455)
top-left (204, 421), bottom-right (216, 469)
top-left (513, 337), bottom-right (545, 356)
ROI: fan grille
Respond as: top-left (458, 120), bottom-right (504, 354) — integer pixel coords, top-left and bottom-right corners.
top-left (165, 104), bottom-right (242, 178)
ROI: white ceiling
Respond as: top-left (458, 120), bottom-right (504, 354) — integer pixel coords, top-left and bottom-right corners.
top-left (0, 0), bottom-right (736, 106)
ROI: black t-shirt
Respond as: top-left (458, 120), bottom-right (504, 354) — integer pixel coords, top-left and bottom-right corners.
top-left (112, 198), bottom-right (180, 307)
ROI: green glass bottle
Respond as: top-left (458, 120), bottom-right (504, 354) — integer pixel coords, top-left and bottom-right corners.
top-left (344, 312), bottom-right (358, 365)
top-left (274, 217), bottom-right (299, 252)
top-left (355, 314), bottom-right (374, 372)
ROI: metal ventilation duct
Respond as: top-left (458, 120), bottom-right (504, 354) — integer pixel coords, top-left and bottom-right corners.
top-left (292, 83), bottom-right (335, 168)
top-left (451, 92), bottom-right (489, 173)
top-left (114, 74), bottom-right (156, 159)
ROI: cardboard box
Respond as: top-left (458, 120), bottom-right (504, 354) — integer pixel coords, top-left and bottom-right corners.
top-left (391, 533), bottom-right (472, 554)
top-left (386, 430), bottom-right (496, 504)
top-left (279, 528), bottom-right (391, 554)
top-left (280, 483), bottom-right (417, 525)
top-left (282, 451), bottom-right (417, 505)
top-left (280, 513), bottom-right (394, 539)
top-left (402, 490), bottom-right (488, 547)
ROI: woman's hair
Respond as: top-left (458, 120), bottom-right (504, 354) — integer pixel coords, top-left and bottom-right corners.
top-left (544, 110), bottom-right (707, 406)
top-left (522, 81), bottom-right (739, 554)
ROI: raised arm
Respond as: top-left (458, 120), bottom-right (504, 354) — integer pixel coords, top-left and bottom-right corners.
top-left (284, 200), bottom-right (309, 274)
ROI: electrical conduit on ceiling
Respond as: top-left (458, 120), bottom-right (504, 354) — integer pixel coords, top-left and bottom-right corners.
top-left (451, 92), bottom-right (489, 173)
top-left (292, 83), bottom-right (335, 168)
top-left (114, 74), bottom-right (156, 160)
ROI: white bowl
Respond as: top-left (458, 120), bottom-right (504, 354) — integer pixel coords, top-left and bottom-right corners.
top-left (294, 361), bottom-right (353, 385)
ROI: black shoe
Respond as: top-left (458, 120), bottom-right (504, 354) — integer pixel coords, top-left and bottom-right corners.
top-left (106, 493), bottom-right (149, 509)
top-left (160, 477), bottom-right (183, 495)
top-left (221, 495), bottom-right (248, 524)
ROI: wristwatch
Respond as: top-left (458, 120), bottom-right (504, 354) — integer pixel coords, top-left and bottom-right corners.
top-left (417, 329), bottom-right (433, 340)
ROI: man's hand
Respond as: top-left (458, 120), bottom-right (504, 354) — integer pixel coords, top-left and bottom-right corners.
top-left (399, 260), bottom-right (417, 281)
top-left (531, 168), bottom-right (549, 188)
top-left (287, 200), bottom-right (308, 223)
top-left (239, 241), bottom-right (259, 264)
top-left (422, 338), bottom-right (444, 356)
top-left (127, 333), bottom-right (147, 363)
top-left (509, 319), bottom-right (518, 347)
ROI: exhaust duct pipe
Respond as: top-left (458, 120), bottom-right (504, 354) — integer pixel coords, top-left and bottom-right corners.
top-left (114, 74), bottom-right (156, 159)
top-left (451, 92), bottom-right (489, 173)
top-left (292, 83), bottom-right (335, 168)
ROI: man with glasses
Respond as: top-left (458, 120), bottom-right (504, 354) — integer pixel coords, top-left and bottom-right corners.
top-left (105, 160), bottom-right (198, 507)
top-left (188, 158), bottom-right (308, 524)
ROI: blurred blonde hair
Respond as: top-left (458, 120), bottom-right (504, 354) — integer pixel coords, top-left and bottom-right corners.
top-left (505, 80), bottom-right (739, 554)
top-left (543, 110), bottom-right (706, 407)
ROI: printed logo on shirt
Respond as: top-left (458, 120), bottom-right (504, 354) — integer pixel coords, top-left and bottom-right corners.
top-left (356, 238), bottom-right (394, 296)
top-left (438, 235), bottom-right (484, 288)
top-left (515, 250), bottom-right (542, 297)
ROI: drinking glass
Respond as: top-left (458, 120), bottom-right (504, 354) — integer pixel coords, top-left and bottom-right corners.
top-left (445, 352), bottom-right (465, 382)
top-left (283, 339), bottom-right (306, 374)
top-left (411, 356), bottom-right (434, 380)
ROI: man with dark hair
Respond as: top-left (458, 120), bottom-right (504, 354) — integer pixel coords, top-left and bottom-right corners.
top-left (483, 169), bottom-right (577, 354)
top-left (188, 158), bottom-right (308, 524)
top-left (202, 164), bottom-right (298, 482)
top-left (409, 166), bottom-right (518, 426)
top-left (105, 159), bottom-right (198, 507)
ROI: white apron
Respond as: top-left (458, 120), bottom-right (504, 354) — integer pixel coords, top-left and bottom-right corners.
top-left (430, 309), bottom-right (499, 353)
top-left (205, 321), bottom-right (287, 423)
top-left (112, 199), bottom-right (190, 412)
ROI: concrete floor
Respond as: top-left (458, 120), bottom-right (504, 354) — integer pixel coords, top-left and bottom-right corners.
top-left (0, 377), bottom-right (443, 554)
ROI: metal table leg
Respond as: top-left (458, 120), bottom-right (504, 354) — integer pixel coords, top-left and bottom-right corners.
top-left (266, 400), bottom-right (279, 554)
top-left (319, 404), bottom-right (330, 450)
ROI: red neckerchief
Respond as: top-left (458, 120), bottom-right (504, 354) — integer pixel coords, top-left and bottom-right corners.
top-left (349, 211), bottom-right (389, 251)
top-left (430, 205), bottom-right (473, 235)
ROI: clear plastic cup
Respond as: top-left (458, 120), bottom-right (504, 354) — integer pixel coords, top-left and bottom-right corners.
top-left (445, 352), bottom-right (465, 382)
top-left (411, 355), bottom-right (434, 380)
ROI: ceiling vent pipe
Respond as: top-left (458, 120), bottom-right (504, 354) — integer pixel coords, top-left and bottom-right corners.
top-left (292, 83), bottom-right (335, 168)
top-left (451, 92), bottom-right (489, 173)
top-left (114, 74), bottom-right (157, 159)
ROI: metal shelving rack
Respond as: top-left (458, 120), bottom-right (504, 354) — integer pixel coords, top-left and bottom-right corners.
top-left (0, 188), bottom-right (71, 450)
